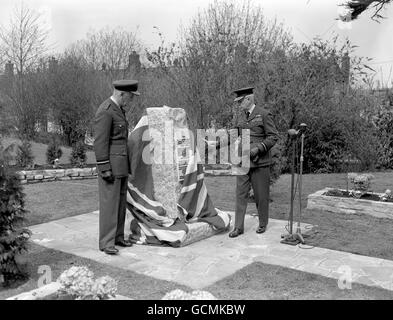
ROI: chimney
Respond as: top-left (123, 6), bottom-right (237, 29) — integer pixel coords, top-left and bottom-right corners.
top-left (128, 51), bottom-right (141, 75)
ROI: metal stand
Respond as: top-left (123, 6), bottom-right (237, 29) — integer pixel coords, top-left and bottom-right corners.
top-left (281, 124), bottom-right (308, 246)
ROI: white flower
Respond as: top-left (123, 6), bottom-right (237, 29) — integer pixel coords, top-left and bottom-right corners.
top-left (92, 276), bottom-right (118, 299)
top-left (190, 290), bottom-right (217, 300)
top-left (58, 266), bottom-right (95, 297)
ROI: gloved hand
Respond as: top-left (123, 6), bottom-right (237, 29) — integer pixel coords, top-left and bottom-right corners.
top-left (250, 147), bottom-right (259, 162)
top-left (101, 170), bottom-right (115, 183)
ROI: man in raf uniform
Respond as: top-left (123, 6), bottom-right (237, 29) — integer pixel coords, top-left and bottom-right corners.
top-left (93, 80), bottom-right (140, 255)
top-left (229, 86), bottom-right (279, 238)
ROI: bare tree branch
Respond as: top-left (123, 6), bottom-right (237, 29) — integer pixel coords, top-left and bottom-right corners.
top-left (342, 0), bottom-right (391, 21)
top-left (0, 2), bottom-right (49, 74)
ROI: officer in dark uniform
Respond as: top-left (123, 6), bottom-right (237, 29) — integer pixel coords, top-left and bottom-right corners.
top-left (229, 87), bottom-right (279, 238)
top-left (93, 80), bottom-right (140, 255)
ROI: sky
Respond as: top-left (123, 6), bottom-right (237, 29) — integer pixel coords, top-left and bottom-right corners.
top-left (0, 0), bottom-right (392, 86)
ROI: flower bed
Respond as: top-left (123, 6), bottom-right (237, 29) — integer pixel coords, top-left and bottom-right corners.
top-left (307, 188), bottom-right (393, 220)
top-left (324, 189), bottom-right (393, 203)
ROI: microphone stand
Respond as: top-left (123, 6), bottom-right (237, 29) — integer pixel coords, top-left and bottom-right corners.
top-left (281, 124), bottom-right (307, 246)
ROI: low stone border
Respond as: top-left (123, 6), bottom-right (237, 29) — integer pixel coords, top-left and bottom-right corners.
top-left (14, 168), bottom-right (232, 184)
top-left (307, 187), bottom-right (393, 220)
top-left (6, 281), bottom-right (132, 300)
top-left (15, 167), bottom-right (97, 184)
top-left (6, 282), bottom-right (62, 300)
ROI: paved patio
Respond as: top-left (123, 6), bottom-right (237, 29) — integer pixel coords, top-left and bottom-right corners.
top-left (30, 211), bottom-right (393, 290)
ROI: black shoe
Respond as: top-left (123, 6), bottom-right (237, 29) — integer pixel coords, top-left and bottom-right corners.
top-left (256, 226), bottom-right (266, 234)
top-left (101, 246), bottom-right (119, 255)
top-left (115, 239), bottom-right (133, 247)
top-left (229, 228), bottom-right (244, 238)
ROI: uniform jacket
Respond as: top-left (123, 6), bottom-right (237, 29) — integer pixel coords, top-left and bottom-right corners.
top-left (236, 105), bottom-right (279, 168)
top-left (93, 98), bottom-right (130, 177)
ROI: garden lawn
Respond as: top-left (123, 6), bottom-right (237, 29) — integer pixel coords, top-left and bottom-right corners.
top-left (23, 179), bottom-right (99, 226)
top-left (1, 242), bottom-right (393, 300)
top-left (3, 171), bottom-right (393, 300)
top-left (22, 171), bottom-right (393, 261)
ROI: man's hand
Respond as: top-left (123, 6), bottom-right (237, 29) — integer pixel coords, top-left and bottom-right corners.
top-left (101, 170), bottom-right (115, 183)
top-left (250, 147), bottom-right (259, 162)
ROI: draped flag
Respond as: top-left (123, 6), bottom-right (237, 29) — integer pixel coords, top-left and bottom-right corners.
top-left (126, 108), bottom-right (231, 247)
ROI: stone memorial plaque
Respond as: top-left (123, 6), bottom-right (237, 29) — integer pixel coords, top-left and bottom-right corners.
top-left (146, 106), bottom-right (191, 219)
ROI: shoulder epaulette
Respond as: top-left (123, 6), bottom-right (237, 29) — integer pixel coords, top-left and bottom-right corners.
top-left (104, 100), bottom-right (112, 110)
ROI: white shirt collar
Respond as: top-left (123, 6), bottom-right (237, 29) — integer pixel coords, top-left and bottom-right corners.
top-left (248, 104), bottom-right (256, 115)
top-left (110, 96), bottom-right (119, 107)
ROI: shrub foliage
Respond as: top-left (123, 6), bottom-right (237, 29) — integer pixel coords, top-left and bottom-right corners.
top-left (0, 141), bottom-right (31, 284)
top-left (70, 141), bottom-right (87, 168)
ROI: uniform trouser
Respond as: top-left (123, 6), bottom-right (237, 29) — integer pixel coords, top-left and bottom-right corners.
top-left (98, 175), bottom-right (128, 250)
top-left (234, 166), bottom-right (270, 231)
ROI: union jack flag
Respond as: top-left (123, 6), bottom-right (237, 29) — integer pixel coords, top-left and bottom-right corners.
top-left (126, 108), bottom-right (231, 247)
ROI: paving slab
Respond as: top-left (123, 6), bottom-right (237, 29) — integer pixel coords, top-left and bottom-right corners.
top-left (29, 211), bottom-right (393, 290)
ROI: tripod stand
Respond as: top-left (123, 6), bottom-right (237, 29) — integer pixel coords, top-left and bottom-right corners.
top-left (281, 124), bottom-right (308, 246)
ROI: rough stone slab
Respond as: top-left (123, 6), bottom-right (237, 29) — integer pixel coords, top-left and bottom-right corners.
top-left (29, 211), bottom-right (393, 291)
top-left (204, 170), bottom-right (233, 176)
top-left (6, 281), bottom-right (132, 300)
top-left (28, 180), bottom-right (42, 184)
top-left (181, 221), bottom-right (227, 247)
top-left (15, 172), bottom-right (26, 179)
top-left (307, 188), bottom-right (393, 219)
top-left (42, 169), bottom-right (65, 178)
top-left (34, 175), bottom-right (44, 180)
top-left (79, 168), bottom-right (93, 176)
top-left (146, 106), bottom-right (188, 219)
top-left (65, 169), bottom-right (80, 177)
top-left (26, 174), bottom-right (35, 180)
top-left (26, 170), bottom-right (46, 175)
top-left (59, 177), bottom-right (72, 181)
top-left (81, 175), bottom-right (97, 180)
top-left (20, 180), bottom-right (27, 184)
top-left (7, 282), bottom-right (61, 300)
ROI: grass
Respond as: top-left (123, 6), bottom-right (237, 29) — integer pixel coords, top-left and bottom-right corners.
top-left (22, 179), bottom-right (99, 226)
top-left (2, 171), bottom-right (393, 299)
top-left (2, 136), bottom-right (96, 165)
top-left (206, 262), bottom-right (393, 300)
